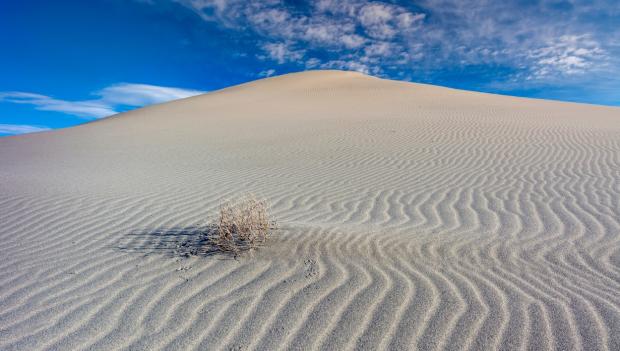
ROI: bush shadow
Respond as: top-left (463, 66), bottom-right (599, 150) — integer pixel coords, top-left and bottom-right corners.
top-left (116, 225), bottom-right (227, 258)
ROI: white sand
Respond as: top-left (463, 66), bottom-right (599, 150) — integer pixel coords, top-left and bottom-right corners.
top-left (1, 70), bottom-right (619, 350)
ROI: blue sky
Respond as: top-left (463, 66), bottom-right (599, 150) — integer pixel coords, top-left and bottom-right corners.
top-left (1, 0), bottom-right (619, 136)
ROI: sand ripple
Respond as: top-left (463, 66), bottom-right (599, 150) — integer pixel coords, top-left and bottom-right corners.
top-left (1, 71), bottom-right (619, 350)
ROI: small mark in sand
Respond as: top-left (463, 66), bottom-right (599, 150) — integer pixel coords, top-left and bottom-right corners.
top-left (304, 259), bottom-right (319, 278)
top-left (176, 266), bottom-right (192, 271)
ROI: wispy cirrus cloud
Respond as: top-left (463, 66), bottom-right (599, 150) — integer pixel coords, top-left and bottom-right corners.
top-left (0, 92), bottom-right (116, 119)
top-left (97, 83), bottom-right (205, 107)
top-left (167, 0), bottom-right (619, 98)
top-left (526, 35), bottom-right (607, 80)
top-left (0, 83), bottom-right (205, 119)
top-left (175, 0), bottom-right (426, 75)
top-left (0, 123), bottom-right (51, 136)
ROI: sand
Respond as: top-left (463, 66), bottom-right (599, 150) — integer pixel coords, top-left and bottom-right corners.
top-left (1, 70), bottom-right (619, 350)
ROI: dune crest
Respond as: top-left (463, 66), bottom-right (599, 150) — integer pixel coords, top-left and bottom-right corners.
top-left (1, 70), bottom-right (619, 350)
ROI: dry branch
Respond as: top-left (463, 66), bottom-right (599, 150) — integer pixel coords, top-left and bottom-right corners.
top-left (209, 194), bottom-right (275, 254)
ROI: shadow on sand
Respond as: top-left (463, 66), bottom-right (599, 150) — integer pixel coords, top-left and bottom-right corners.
top-left (116, 225), bottom-right (227, 258)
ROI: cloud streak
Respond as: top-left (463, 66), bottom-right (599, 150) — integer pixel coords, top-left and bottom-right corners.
top-left (0, 83), bottom-right (205, 119)
top-left (97, 83), bottom-right (205, 107)
top-left (0, 124), bottom-right (51, 135)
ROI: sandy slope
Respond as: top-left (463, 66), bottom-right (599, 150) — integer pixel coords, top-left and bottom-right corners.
top-left (1, 70), bottom-right (619, 350)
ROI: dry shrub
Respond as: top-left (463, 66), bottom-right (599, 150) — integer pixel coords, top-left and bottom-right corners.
top-left (211, 194), bottom-right (275, 254)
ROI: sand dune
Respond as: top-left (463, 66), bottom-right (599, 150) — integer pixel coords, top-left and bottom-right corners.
top-left (1, 70), bottom-right (619, 350)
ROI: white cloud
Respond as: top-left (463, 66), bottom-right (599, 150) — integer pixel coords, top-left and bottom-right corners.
top-left (526, 35), bottom-right (606, 79)
top-left (0, 92), bottom-right (115, 119)
top-left (0, 83), bottom-right (205, 119)
top-left (305, 58), bottom-right (322, 69)
top-left (175, 0), bottom-right (236, 23)
top-left (161, 0), bottom-right (618, 92)
top-left (175, 0), bottom-right (426, 75)
top-left (412, 0), bottom-right (616, 80)
top-left (97, 83), bottom-right (205, 106)
top-left (340, 34), bottom-right (366, 49)
top-left (319, 60), bottom-right (371, 74)
top-left (261, 42), bottom-right (305, 64)
top-left (396, 12), bottom-right (425, 30)
top-left (258, 69), bottom-right (276, 77)
top-left (0, 124), bottom-right (51, 135)
top-left (359, 3), bottom-right (398, 39)
top-left (364, 42), bottom-right (395, 58)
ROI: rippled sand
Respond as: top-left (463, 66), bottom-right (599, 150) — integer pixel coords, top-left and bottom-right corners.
top-left (1, 70), bottom-right (619, 350)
